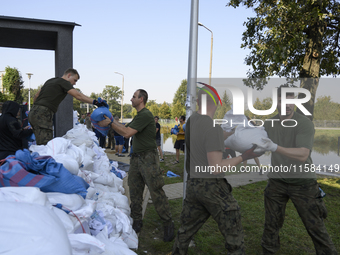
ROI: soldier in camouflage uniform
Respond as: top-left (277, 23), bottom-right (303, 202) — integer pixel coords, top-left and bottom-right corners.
top-left (98, 89), bottom-right (174, 242)
top-left (255, 85), bottom-right (337, 254)
top-left (172, 85), bottom-right (261, 255)
top-left (28, 68), bottom-right (106, 145)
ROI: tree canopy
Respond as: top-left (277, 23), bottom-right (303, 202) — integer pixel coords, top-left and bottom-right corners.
top-left (2, 66), bottom-right (24, 103)
top-left (227, 0), bottom-right (340, 119)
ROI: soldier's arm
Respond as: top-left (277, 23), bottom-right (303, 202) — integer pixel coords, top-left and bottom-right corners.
top-left (275, 146), bottom-right (310, 162)
top-left (98, 115), bottom-right (137, 138)
top-left (67, 88), bottom-right (93, 104)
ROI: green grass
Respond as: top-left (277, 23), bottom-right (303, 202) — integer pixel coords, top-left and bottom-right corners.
top-left (136, 177), bottom-right (340, 255)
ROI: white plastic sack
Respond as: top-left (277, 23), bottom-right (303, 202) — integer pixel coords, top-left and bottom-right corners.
top-left (46, 137), bottom-right (71, 155)
top-left (66, 144), bottom-right (85, 167)
top-left (51, 206), bottom-right (76, 234)
top-left (68, 233), bottom-right (105, 255)
top-left (0, 187), bottom-right (49, 206)
top-left (221, 107), bottom-right (250, 132)
top-left (71, 199), bottom-right (97, 219)
top-left (46, 192), bottom-right (85, 211)
top-left (53, 154), bottom-right (80, 175)
top-left (224, 125), bottom-right (268, 153)
top-left (0, 202), bottom-right (72, 255)
top-left (96, 227), bottom-right (138, 255)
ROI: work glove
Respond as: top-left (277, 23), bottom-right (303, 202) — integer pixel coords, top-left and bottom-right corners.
top-left (93, 97), bottom-right (109, 108)
top-left (241, 145), bottom-right (263, 161)
top-left (255, 137), bottom-right (278, 152)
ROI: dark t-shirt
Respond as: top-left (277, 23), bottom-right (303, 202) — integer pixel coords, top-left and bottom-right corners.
top-left (186, 112), bottom-right (225, 178)
top-left (126, 108), bottom-right (157, 153)
top-left (34, 77), bottom-right (74, 113)
top-left (264, 112), bottom-right (316, 184)
top-left (155, 122), bottom-right (161, 139)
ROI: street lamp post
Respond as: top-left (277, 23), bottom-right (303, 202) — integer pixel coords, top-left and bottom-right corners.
top-left (198, 22), bottom-right (213, 86)
top-left (114, 72), bottom-right (124, 122)
top-left (26, 73), bottom-right (33, 110)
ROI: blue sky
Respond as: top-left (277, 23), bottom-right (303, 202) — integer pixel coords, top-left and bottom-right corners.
top-left (1, 0), bottom-right (339, 105)
top-left (0, 0), bottom-right (256, 104)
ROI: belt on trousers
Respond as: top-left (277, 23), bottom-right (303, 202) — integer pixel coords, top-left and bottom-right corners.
top-left (131, 149), bottom-right (157, 157)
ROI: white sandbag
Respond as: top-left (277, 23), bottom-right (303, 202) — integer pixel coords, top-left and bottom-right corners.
top-left (63, 124), bottom-right (96, 147)
top-left (68, 233), bottom-right (105, 255)
top-left (221, 107), bottom-right (250, 132)
top-left (81, 154), bottom-right (94, 171)
top-left (94, 172), bottom-right (116, 187)
top-left (53, 154), bottom-right (80, 175)
top-left (93, 157), bottom-right (111, 174)
top-left (52, 206), bottom-right (75, 234)
top-left (0, 202), bottom-right (72, 255)
top-left (111, 207), bottom-right (132, 235)
top-left (0, 187), bottom-right (49, 206)
top-left (78, 169), bottom-right (100, 187)
top-left (46, 137), bottom-right (71, 155)
top-left (224, 125), bottom-right (268, 153)
top-left (112, 172), bottom-right (125, 194)
top-left (66, 144), bottom-right (85, 167)
top-left (94, 183), bottom-right (119, 194)
top-left (96, 227), bottom-right (138, 255)
top-left (121, 231), bottom-right (139, 249)
top-left (71, 199), bottom-right (97, 219)
top-left (86, 187), bottom-right (97, 200)
top-left (29, 144), bottom-right (48, 155)
top-left (46, 192), bottom-right (85, 211)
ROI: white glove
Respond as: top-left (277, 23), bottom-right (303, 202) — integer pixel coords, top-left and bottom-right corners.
top-left (255, 137), bottom-right (278, 152)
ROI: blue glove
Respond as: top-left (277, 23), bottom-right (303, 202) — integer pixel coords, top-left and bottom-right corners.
top-left (93, 97), bottom-right (109, 108)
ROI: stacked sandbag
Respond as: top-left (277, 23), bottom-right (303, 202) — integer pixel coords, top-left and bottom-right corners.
top-left (1, 123), bottom-right (137, 255)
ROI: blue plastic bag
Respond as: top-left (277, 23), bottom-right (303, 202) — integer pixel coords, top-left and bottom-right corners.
top-left (167, 171), bottom-right (180, 178)
top-left (91, 99), bottom-right (113, 136)
top-left (0, 149), bottom-right (89, 198)
top-left (171, 125), bottom-right (179, 135)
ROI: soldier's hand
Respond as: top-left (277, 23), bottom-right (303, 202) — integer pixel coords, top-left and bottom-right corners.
top-left (241, 145), bottom-right (263, 161)
top-left (255, 137), bottom-right (278, 152)
top-left (97, 115), bottom-right (112, 127)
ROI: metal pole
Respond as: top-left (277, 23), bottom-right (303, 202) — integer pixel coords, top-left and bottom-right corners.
top-left (115, 72), bottom-right (124, 122)
top-left (209, 32), bottom-right (213, 86)
top-left (26, 73), bottom-right (33, 111)
top-left (183, 0), bottom-right (199, 200)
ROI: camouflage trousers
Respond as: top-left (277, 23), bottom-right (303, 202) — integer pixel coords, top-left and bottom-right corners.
top-left (28, 105), bottom-right (54, 145)
top-left (172, 178), bottom-right (245, 255)
top-left (262, 179), bottom-right (337, 255)
top-left (128, 149), bottom-right (172, 225)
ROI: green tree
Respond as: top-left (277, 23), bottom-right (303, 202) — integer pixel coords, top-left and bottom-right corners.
top-left (149, 104), bottom-right (160, 117)
top-left (214, 91), bottom-right (232, 119)
top-left (72, 88), bottom-right (83, 115)
top-left (123, 104), bottom-right (133, 118)
top-left (131, 108), bottom-right (137, 118)
top-left (21, 86), bottom-right (42, 108)
top-left (2, 66), bottom-right (24, 103)
top-left (172, 100), bottom-right (185, 119)
top-left (313, 96), bottom-right (340, 120)
top-left (172, 79), bottom-right (187, 119)
top-left (100, 85), bottom-right (122, 117)
top-left (227, 0), bottom-right (340, 119)
top-left (159, 101), bottom-right (172, 119)
top-left (245, 97), bottom-right (278, 121)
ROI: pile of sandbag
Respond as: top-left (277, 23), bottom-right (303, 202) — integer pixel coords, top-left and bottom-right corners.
top-left (221, 107), bottom-right (268, 154)
top-left (0, 124), bottom-right (137, 255)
